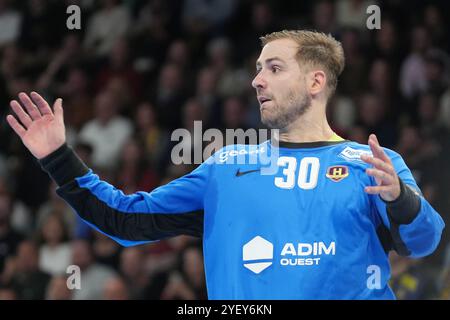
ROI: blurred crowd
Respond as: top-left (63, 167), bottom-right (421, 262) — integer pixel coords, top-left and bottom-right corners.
top-left (0, 0), bottom-right (449, 299)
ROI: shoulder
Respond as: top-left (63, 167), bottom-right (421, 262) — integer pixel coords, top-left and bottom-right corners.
top-left (330, 141), bottom-right (404, 168)
top-left (339, 141), bottom-right (402, 158)
top-left (341, 141), bottom-right (409, 172)
top-left (331, 141), bottom-right (372, 161)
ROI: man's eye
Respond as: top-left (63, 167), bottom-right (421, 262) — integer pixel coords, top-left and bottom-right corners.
top-left (271, 66), bottom-right (280, 73)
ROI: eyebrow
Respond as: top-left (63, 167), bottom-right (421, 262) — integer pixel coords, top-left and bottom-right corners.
top-left (255, 57), bottom-right (286, 68)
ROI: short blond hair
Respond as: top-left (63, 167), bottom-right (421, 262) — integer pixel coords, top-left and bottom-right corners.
top-left (260, 30), bottom-right (345, 96)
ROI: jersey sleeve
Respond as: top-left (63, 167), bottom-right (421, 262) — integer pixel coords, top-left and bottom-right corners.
top-left (39, 144), bottom-right (213, 247)
top-left (371, 149), bottom-right (445, 258)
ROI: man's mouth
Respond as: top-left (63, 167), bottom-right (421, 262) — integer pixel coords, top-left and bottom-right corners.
top-left (258, 96), bottom-right (271, 105)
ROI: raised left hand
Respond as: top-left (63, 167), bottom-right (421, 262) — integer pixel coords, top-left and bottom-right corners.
top-left (360, 134), bottom-right (401, 202)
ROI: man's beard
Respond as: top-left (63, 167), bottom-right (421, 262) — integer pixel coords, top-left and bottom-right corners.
top-left (261, 89), bottom-right (312, 130)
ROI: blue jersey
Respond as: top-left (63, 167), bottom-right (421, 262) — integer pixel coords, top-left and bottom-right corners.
top-left (41, 139), bottom-right (445, 299)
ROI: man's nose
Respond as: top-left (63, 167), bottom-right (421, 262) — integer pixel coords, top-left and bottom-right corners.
top-left (252, 72), bottom-right (266, 89)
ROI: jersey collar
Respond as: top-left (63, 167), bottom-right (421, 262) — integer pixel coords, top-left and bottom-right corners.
top-left (271, 133), bottom-right (348, 149)
top-left (273, 140), bottom-right (348, 149)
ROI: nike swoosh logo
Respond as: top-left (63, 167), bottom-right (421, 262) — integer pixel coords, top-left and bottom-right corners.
top-left (236, 168), bottom-right (261, 177)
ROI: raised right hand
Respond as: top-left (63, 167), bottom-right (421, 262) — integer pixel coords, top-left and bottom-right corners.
top-left (6, 92), bottom-right (66, 159)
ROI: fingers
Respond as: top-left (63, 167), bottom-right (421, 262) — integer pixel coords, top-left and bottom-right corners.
top-left (368, 134), bottom-right (391, 163)
top-left (368, 134), bottom-right (382, 158)
top-left (360, 153), bottom-right (396, 176)
top-left (366, 168), bottom-right (394, 185)
top-left (364, 185), bottom-right (391, 195)
top-left (18, 92), bottom-right (42, 120)
top-left (6, 114), bottom-right (26, 138)
top-left (10, 100), bottom-right (32, 128)
top-left (30, 91), bottom-right (53, 116)
top-left (53, 98), bottom-right (63, 121)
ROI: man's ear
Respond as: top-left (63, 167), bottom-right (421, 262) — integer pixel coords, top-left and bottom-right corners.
top-left (308, 70), bottom-right (327, 96)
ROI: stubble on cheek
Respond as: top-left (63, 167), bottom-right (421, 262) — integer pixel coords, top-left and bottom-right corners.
top-left (261, 86), bottom-right (311, 129)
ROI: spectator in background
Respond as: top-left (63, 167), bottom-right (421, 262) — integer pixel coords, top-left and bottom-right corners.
top-left (436, 244), bottom-right (450, 299)
top-left (119, 247), bottom-right (150, 299)
top-left (0, 154), bottom-right (7, 180)
top-left (389, 253), bottom-right (434, 300)
top-left (161, 244), bottom-right (207, 300)
top-left (78, 90), bottom-right (133, 174)
top-left (0, 0), bottom-right (22, 48)
top-left (417, 93), bottom-right (448, 144)
top-left (367, 59), bottom-right (400, 121)
top-left (233, 1), bottom-right (279, 60)
top-left (115, 137), bottom-right (159, 194)
top-left (439, 85), bottom-right (450, 130)
top-left (0, 185), bottom-right (23, 274)
top-left (165, 39), bottom-right (194, 89)
top-left (346, 125), bottom-right (368, 144)
top-left (134, 102), bottom-right (169, 171)
top-left (337, 28), bottom-right (367, 96)
top-left (151, 63), bottom-right (186, 130)
top-left (409, 99), bottom-right (449, 264)
top-left (336, 0), bottom-right (376, 32)
top-left (400, 26), bottom-right (432, 100)
top-left (0, 176), bottom-right (32, 237)
top-left (326, 94), bottom-right (357, 134)
top-left (132, 0), bottom-right (170, 37)
top-left (423, 4), bottom-right (448, 51)
top-left (103, 276), bottom-right (130, 300)
top-left (311, 0), bottom-right (337, 35)
top-left (356, 92), bottom-right (397, 148)
top-left (57, 67), bottom-right (94, 132)
top-left (35, 34), bottom-right (84, 92)
top-left (45, 275), bottom-right (72, 300)
top-left (0, 44), bottom-right (24, 82)
top-left (131, 0), bottom-right (171, 77)
top-left (37, 213), bottom-right (72, 276)
top-left (92, 232), bottom-right (121, 271)
top-left (207, 37), bottom-right (252, 99)
top-left (164, 98), bottom-right (208, 167)
top-left (221, 96), bottom-right (249, 131)
top-left (141, 236), bottom-right (199, 300)
top-left (166, 39), bottom-right (191, 69)
top-left (182, 0), bottom-right (236, 37)
top-left (394, 126), bottom-right (441, 198)
top-left (437, 265), bottom-right (450, 299)
top-left (175, 98), bottom-right (208, 164)
top-left (19, 0), bottom-right (65, 53)
top-left (95, 38), bottom-right (143, 100)
top-left (182, 98), bottom-right (207, 131)
top-left (103, 76), bottom-right (136, 118)
top-left (6, 240), bottom-right (50, 299)
top-left (0, 285), bottom-right (17, 299)
top-left (83, 0), bottom-right (131, 57)
top-left (423, 49), bottom-right (449, 98)
top-left (195, 67), bottom-right (221, 128)
top-left (35, 181), bottom-right (76, 238)
top-left (71, 240), bottom-right (116, 300)
top-left (371, 18), bottom-right (403, 69)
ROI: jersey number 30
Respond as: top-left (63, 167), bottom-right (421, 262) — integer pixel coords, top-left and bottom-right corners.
top-left (274, 156), bottom-right (320, 190)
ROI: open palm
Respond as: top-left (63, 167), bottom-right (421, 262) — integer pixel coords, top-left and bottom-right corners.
top-left (6, 92), bottom-right (66, 159)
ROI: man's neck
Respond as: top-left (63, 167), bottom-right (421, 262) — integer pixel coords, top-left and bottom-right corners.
top-left (278, 107), bottom-right (336, 143)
